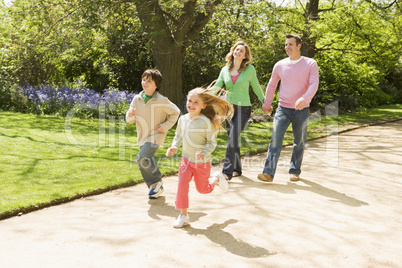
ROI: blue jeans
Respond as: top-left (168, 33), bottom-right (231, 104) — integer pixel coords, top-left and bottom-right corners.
top-left (222, 105), bottom-right (251, 180)
top-left (262, 106), bottom-right (309, 178)
top-left (136, 142), bottom-right (162, 188)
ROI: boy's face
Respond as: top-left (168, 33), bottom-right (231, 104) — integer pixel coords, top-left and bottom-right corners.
top-left (141, 76), bottom-right (157, 96)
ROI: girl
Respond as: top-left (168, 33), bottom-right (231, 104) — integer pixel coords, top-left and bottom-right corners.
top-left (166, 87), bottom-right (234, 228)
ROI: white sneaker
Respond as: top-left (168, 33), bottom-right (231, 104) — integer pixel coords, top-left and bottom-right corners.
top-left (173, 214), bottom-right (189, 228)
top-left (213, 171), bottom-right (229, 192)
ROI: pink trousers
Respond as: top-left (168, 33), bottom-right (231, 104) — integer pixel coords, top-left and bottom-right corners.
top-left (175, 156), bottom-right (216, 209)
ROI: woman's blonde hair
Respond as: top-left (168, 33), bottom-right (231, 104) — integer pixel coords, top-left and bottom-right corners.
top-left (187, 86), bottom-right (233, 131)
top-left (225, 41), bottom-right (252, 72)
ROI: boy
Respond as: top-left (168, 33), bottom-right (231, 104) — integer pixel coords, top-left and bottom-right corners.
top-left (126, 69), bottom-right (180, 199)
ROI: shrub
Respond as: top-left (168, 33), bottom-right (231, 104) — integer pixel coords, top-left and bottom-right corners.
top-left (314, 55), bottom-right (392, 112)
top-left (18, 84), bottom-right (137, 119)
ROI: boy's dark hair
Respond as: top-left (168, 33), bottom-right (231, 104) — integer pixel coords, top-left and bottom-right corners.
top-left (142, 69), bottom-right (163, 91)
top-left (286, 34), bottom-right (302, 46)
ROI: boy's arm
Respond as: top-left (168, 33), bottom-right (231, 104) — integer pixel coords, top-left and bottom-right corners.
top-left (170, 117), bottom-right (183, 150)
top-left (125, 98), bottom-right (136, 123)
top-left (158, 100), bottom-right (181, 133)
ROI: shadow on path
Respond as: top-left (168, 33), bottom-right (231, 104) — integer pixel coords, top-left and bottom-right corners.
top-left (185, 219), bottom-right (275, 258)
top-left (147, 197), bottom-right (207, 222)
top-left (237, 176), bottom-right (368, 207)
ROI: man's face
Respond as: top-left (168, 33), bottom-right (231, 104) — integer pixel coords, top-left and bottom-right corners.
top-left (285, 37), bottom-right (301, 58)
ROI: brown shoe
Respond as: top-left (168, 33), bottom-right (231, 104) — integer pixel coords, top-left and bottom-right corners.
top-left (257, 173), bottom-right (273, 182)
top-left (290, 174), bottom-right (300, 181)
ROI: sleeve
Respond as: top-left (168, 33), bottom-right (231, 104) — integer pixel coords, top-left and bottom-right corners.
top-left (301, 60), bottom-right (319, 105)
top-left (263, 63), bottom-right (281, 109)
top-left (158, 99), bottom-right (181, 133)
top-left (249, 67), bottom-right (265, 103)
top-left (214, 68), bottom-right (225, 88)
top-left (125, 97), bottom-right (136, 123)
top-left (201, 122), bottom-right (217, 155)
top-left (170, 116), bottom-right (183, 149)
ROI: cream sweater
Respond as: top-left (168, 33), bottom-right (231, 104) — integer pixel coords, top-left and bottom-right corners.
top-left (171, 114), bottom-right (217, 163)
top-left (126, 91), bottom-right (180, 147)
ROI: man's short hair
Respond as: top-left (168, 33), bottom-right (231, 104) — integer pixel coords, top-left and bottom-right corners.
top-left (286, 34), bottom-right (302, 46)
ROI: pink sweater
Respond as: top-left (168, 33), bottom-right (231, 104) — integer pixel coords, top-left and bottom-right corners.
top-left (263, 56), bottom-right (319, 109)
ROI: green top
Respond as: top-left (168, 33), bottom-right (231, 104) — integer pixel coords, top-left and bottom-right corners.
top-left (142, 92), bottom-right (153, 104)
top-left (214, 64), bottom-right (265, 106)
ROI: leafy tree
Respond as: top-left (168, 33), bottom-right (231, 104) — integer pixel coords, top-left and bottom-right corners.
top-left (133, 0), bottom-right (223, 106)
top-left (1, 0), bottom-right (400, 114)
top-left (312, 0), bottom-right (401, 110)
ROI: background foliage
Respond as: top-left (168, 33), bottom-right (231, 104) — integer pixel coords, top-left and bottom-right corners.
top-left (0, 0), bottom-right (401, 115)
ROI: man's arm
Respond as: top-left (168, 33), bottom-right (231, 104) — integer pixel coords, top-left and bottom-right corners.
top-left (262, 64), bottom-right (280, 114)
top-left (300, 60), bottom-right (319, 107)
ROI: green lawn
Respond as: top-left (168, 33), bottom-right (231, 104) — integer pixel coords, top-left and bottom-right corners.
top-left (1, 104), bottom-right (401, 218)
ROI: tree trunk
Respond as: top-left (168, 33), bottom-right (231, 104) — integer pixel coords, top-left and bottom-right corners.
top-left (153, 41), bottom-right (187, 108)
top-left (134, 0), bottom-right (222, 109)
top-left (302, 0), bottom-right (319, 58)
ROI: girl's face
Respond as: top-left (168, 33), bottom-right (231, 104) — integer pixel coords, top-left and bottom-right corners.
top-left (186, 93), bottom-right (206, 117)
top-left (233, 45), bottom-right (246, 61)
top-left (141, 76), bottom-right (157, 96)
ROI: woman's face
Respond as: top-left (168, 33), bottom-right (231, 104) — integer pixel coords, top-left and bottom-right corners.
top-left (233, 45), bottom-right (246, 61)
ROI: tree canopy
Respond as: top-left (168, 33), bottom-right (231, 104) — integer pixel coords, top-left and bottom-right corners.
top-left (0, 0), bottom-right (401, 112)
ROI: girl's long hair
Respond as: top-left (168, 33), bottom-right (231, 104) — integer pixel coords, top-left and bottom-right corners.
top-left (187, 86), bottom-right (233, 131)
top-left (225, 41), bottom-right (252, 72)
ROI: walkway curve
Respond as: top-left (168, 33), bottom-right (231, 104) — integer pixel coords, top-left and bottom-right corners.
top-left (0, 120), bottom-right (401, 267)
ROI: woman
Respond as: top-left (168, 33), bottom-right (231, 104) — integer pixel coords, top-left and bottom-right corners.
top-left (214, 41), bottom-right (265, 180)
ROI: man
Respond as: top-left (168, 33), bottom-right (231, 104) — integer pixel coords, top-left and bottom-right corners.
top-left (258, 34), bottom-right (319, 182)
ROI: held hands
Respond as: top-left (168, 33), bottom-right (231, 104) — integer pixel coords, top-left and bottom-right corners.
top-left (128, 108), bottom-right (136, 117)
top-left (166, 147), bottom-right (177, 157)
top-left (195, 151), bottom-right (205, 160)
top-left (262, 105), bottom-right (273, 115)
top-left (295, 98), bottom-right (307, 110)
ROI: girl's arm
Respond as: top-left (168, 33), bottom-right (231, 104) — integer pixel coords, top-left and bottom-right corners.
top-left (166, 147), bottom-right (177, 157)
top-left (158, 99), bottom-right (181, 133)
top-left (201, 125), bottom-right (217, 157)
